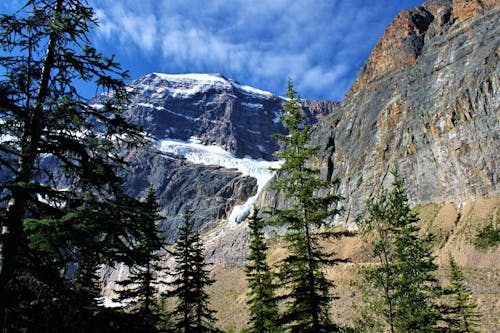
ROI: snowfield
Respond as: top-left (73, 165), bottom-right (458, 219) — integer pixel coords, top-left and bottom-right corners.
top-left (157, 137), bottom-right (282, 224)
top-left (148, 73), bottom-right (275, 99)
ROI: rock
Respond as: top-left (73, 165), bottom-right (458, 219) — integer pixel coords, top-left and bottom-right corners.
top-left (304, 0), bottom-right (499, 223)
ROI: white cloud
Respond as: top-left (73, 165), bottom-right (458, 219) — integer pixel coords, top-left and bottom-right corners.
top-left (89, 0), bottom-right (422, 100)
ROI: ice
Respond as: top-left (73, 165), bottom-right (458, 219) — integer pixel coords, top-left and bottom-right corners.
top-left (273, 111), bottom-right (283, 124)
top-left (89, 103), bottom-right (105, 110)
top-left (157, 138), bottom-right (282, 224)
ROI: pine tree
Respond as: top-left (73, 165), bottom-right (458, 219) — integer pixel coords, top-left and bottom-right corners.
top-left (442, 254), bottom-right (480, 332)
top-left (115, 185), bottom-right (166, 329)
top-left (166, 210), bottom-right (219, 333)
top-left (271, 80), bottom-right (344, 332)
top-left (0, 0), bottom-right (143, 330)
top-left (245, 209), bottom-right (280, 333)
top-left (357, 169), bottom-right (441, 333)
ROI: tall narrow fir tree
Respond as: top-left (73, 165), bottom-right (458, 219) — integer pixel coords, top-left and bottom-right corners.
top-left (357, 169), bottom-right (441, 332)
top-left (271, 80), bottom-right (345, 332)
top-left (166, 210), bottom-right (219, 333)
top-left (442, 254), bottom-right (480, 333)
top-left (245, 209), bottom-right (279, 333)
top-left (115, 185), bottom-right (166, 329)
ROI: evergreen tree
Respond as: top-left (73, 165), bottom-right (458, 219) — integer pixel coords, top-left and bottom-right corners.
top-left (244, 209), bottom-right (280, 333)
top-left (166, 210), bottom-right (219, 333)
top-left (442, 254), bottom-right (480, 332)
top-left (115, 185), bottom-right (166, 329)
top-left (357, 169), bottom-right (441, 333)
top-left (0, 0), bottom-right (144, 330)
top-left (271, 80), bottom-right (344, 332)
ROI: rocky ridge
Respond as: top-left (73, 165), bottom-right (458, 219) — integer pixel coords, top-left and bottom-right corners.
top-left (292, 0), bottom-right (499, 223)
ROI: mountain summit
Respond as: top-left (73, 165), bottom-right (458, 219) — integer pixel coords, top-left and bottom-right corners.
top-left (117, 72), bottom-right (332, 160)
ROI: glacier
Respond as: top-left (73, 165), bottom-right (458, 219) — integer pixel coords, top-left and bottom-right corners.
top-left (157, 137), bottom-right (282, 224)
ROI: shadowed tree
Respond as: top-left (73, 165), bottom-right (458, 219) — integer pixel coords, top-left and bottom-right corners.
top-left (441, 254), bottom-right (480, 333)
top-left (0, 0), bottom-right (145, 330)
top-left (245, 209), bottom-right (280, 333)
top-left (166, 210), bottom-right (220, 333)
top-left (270, 80), bottom-right (346, 332)
top-left (115, 185), bottom-right (167, 330)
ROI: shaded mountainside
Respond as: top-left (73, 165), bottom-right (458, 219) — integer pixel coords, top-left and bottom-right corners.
top-left (296, 0), bottom-right (499, 223)
top-left (122, 147), bottom-right (257, 243)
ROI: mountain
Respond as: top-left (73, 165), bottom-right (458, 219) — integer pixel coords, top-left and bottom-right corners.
top-left (90, 73), bottom-right (333, 243)
top-left (259, 0), bottom-right (499, 224)
top-left (100, 0), bottom-right (499, 329)
top-left (115, 72), bottom-right (332, 160)
top-left (97, 73), bottom-right (335, 295)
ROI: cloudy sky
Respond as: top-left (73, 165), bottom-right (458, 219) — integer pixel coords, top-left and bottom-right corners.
top-left (1, 0), bottom-right (423, 100)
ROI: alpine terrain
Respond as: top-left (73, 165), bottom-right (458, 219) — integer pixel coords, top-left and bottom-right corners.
top-left (99, 0), bottom-right (499, 330)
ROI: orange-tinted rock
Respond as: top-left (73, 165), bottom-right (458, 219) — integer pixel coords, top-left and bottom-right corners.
top-left (452, 0), bottom-right (498, 22)
top-left (353, 7), bottom-right (433, 91)
top-left (305, 0), bottom-right (500, 223)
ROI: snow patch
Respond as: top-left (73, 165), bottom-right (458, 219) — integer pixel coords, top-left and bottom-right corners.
top-left (89, 103), bottom-right (105, 110)
top-left (233, 82), bottom-right (273, 98)
top-left (147, 73), bottom-right (275, 100)
top-left (150, 73), bottom-right (231, 98)
top-left (241, 102), bottom-right (263, 110)
top-left (273, 111), bottom-right (283, 124)
top-left (153, 72), bottom-right (229, 85)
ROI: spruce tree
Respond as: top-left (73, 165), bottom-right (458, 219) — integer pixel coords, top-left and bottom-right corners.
top-left (166, 210), bottom-right (219, 333)
top-left (442, 254), bottom-right (479, 332)
top-left (245, 209), bottom-right (279, 333)
top-left (357, 169), bottom-right (441, 333)
top-left (0, 0), bottom-right (143, 330)
top-left (271, 80), bottom-right (344, 332)
top-left (115, 185), bottom-right (166, 329)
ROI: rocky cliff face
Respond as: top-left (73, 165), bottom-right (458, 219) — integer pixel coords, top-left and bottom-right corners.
top-left (305, 0), bottom-right (499, 223)
top-left (123, 147), bottom-right (257, 243)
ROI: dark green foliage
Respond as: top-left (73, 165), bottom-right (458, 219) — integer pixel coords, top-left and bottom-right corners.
top-left (270, 80), bottom-right (345, 332)
top-left (357, 169), bottom-right (441, 333)
top-left (0, 0), bottom-right (145, 330)
top-left (244, 209), bottom-right (280, 333)
top-left (115, 185), bottom-right (166, 329)
top-left (473, 222), bottom-right (500, 250)
top-left (166, 210), bottom-right (220, 333)
top-left (441, 254), bottom-right (480, 332)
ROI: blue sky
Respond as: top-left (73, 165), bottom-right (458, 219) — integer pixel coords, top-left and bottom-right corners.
top-left (1, 0), bottom-right (424, 101)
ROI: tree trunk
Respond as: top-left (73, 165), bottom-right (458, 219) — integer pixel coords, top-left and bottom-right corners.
top-left (0, 1), bottom-right (63, 330)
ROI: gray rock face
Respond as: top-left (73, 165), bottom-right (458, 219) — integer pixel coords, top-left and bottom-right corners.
top-left (124, 73), bottom-right (279, 160)
top-left (307, 0), bottom-right (499, 222)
